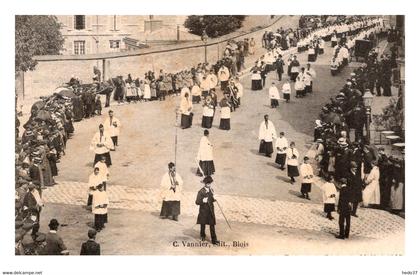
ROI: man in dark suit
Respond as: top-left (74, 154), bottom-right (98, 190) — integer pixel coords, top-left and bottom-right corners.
top-left (195, 176), bottom-right (220, 245)
top-left (80, 229), bottom-right (101, 255)
top-left (336, 178), bottom-right (353, 239)
top-left (275, 56), bottom-right (285, 81)
top-left (43, 219), bottom-right (69, 255)
top-left (347, 161), bottom-right (363, 217)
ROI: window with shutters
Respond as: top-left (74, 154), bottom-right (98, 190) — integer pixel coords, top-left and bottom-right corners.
top-left (74, 40), bottom-right (86, 55)
top-left (74, 15), bottom-right (86, 30)
top-left (109, 40), bottom-right (120, 49)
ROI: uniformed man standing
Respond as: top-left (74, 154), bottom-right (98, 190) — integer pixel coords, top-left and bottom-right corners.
top-left (195, 176), bottom-right (220, 245)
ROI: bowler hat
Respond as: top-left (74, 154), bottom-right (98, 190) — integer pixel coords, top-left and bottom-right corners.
top-left (48, 219), bottom-right (60, 228)
top-left (203, 176), bottom-right (213, 184)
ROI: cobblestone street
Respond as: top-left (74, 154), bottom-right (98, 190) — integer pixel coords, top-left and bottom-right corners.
top-left (43, 180), bottom-right (404, 240)
top-left (36, 31), bottom-right (404, 255)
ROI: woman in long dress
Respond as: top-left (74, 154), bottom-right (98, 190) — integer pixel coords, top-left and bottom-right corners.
top-left (362, 161), bottom-right (381, 207)
top-left (143, 80), bottom-right (151, 101)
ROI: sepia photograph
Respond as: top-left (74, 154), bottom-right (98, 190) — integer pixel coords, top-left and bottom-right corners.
top-left (12, 14), bottom-right (406, 257)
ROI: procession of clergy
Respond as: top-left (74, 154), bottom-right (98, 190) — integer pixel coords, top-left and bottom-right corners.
top-left (43, 16), bottom-right (387, 254)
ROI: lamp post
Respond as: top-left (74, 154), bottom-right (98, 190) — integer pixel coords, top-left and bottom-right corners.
top-left (201, 30), bottom-right (209, 63)
top-left (362, 89), bottom-right (374, 144)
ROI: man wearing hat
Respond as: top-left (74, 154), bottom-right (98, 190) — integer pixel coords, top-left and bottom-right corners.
top-left (43, 219), bottom-right (69, 255)
top-left (92, 183), bottom-right (109, 232)
top-left (29, 152), bottom-right (44, 189)
top-left (23, 182), bottom-right (44, 222)
top-left (334, 138), bottom-right (350, 180)
top-left (336, 178), bottom-right (353, 239)
top-left (90, 124), bottom-right (114, 167)
top-left (275, 55), bottom-right (285, 81)
top-left (377, 147), bottom-right (392, 208)
top-left (195, 176), bottom-right (220, 245)
top-left (347, 161), bottom-right (363, 217)
top-left (80, 229), bottom-right (101, 255)
top-left (160, 162), bottom-right (183, 221)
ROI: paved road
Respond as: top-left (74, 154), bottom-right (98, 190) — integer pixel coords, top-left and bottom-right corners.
top-left (38, 40), bottom-right (404, 255)
top-left (55, 45), bottom-right (351, 202)
top-left (43, 180), bottom-right (404, 240)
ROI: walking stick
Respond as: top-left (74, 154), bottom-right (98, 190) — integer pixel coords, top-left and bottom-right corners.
top-left (215, 200), bottom-right (232, 230)
top-left (174, 108), bottom-right (179, 169)
top-left (196, 158), bottom-right (205, 176)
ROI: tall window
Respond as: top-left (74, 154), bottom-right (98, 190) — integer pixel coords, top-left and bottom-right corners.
top-left (74, 15), bottom-right (85, 30)
top-left (109, 40), bottom-right (120, 49)
top-left (74, 40), bottom-right (85, 55)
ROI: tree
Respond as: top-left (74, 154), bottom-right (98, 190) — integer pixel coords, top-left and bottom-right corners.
top-left (184, 16), bottom-right (246, 38)
top-left (15, 15), bottom-right (64, 73)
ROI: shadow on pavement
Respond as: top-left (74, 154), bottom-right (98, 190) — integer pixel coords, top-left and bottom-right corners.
top-left (266, 162), bottom-right (280, 169)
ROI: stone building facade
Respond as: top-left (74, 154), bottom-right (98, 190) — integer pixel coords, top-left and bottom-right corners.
top-left (56, 15), bottom-right (192, 55)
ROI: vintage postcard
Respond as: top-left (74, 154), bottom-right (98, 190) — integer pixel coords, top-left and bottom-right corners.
top-left (13, 15), bottom-right (405, 257)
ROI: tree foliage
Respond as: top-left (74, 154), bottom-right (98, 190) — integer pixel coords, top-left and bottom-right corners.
top-left (184, 16), bottom-right (246, 38)
top-left (15, 15), bottom-right (64, 73)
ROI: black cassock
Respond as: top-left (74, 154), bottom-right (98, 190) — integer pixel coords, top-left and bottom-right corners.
top-left (195, 187), bottom-right (216, 225)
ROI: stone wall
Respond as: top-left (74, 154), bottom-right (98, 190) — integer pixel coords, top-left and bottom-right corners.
top-left (18, 16), bottom-right (300, 101)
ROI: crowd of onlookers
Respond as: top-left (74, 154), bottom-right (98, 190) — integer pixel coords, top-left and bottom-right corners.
top-left (14, 33), bottom-right (258, 255)
top-left (15, 89), bottom-right (79, 254)
top-left (309, 39), bottom-right (404, 214)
